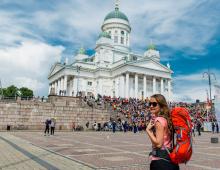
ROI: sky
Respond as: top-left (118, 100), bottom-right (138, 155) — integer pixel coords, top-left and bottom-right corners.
top-left (0, 0), bottom-right (219, 102)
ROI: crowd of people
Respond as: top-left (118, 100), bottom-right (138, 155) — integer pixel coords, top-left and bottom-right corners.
top-left (43, 94), bottom-right (219, 135)
top-left (85, 95), bottom-right (219, 135)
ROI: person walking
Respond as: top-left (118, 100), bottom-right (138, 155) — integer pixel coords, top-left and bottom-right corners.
top-left (146, 94), bottom-right (179, 170)
top-left (44, 119), bottom-right (50, 136)
top-left (196, 120), bottom-right (202, 136)
top-left (86, 121), bottom-right (89, 129)
top-left (50, 119), bottom-right (55, 135)
top-left (216, 121), bottom-right (219, 133)
top-left (112, 121), bottom-right (116, 133)
top-left (211, 121), bottom-right (215, 134)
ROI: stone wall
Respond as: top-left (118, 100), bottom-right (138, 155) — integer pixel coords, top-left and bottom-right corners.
top-left (0, 95), bottom-right (111, 131)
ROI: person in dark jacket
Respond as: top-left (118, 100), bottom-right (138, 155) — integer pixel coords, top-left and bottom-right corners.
top-left (112, 121), bottom-right (116, 133)
top-left (44, 119), bottom-right (50, 136)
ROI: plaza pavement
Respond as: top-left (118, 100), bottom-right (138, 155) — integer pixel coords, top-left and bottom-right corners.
top-left (0, 131), bottom-right (220, 170)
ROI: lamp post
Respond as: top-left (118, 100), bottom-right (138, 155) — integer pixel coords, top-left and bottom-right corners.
top-left (203, 69), bottom-right (216, 116)
top-left (76, 65), bottom-right (81, 96)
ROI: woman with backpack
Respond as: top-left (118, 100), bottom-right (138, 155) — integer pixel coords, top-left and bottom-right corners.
top-left (146, 94), bottom-right (179, 170)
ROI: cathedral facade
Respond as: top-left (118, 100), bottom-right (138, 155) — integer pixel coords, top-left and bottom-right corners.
top-left (48, 2), bottom-right (173, 101)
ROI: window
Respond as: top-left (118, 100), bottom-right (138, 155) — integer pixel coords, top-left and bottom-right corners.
top-left (132, 56), bottom-right (137, 61)
top-left (114, 36), bottom-right (118, 43)
top-left (87, 81), bottom-right (92, 86)
top-left (121, 37), bottom-right (124, 44)
top-left (121, 31), bottom-right (124, 35)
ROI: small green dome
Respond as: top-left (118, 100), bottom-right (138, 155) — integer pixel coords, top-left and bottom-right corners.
top-left (78, 47), bottom-right (86, 54)
top-left (99, 31), bottom-right (111, 39)
top-left (148, 44), bottom-right (156, 50)
top-left (104, 8), bottom-right (129, 22)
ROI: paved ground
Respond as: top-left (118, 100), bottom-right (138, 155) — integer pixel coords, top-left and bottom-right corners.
top-left (0, 131), bottom-right (219, 170)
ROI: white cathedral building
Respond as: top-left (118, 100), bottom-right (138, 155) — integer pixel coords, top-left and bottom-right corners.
top-left (48, 2), bottom-right (173, 101)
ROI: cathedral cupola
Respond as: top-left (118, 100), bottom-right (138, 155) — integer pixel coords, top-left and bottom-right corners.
top-left (144, 42), bottom-right (160, 62)
top-left (101, 0), bottom-right (131, 51)
top-left (74, 47), bottom-right (88, 61)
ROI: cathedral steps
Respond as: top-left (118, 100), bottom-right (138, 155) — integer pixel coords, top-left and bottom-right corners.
top-left (0, 96), bottom-right (111, 131)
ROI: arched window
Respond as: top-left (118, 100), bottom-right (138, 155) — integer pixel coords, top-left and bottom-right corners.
top-left (121, 31), bottom-right (125, 44)
top-left (121, 37), bottom-right (124, 44)
top-left (114, 36), bottom-right (118, 43)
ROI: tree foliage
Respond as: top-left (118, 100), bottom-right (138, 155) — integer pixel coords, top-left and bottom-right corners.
top-left (19, 87), bottom-right (33, 97)
top-left (0, 85), bottom-right (33, 97)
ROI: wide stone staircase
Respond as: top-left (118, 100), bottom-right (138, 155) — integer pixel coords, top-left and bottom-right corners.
top-left (0, 95), bottom-right (113, 131)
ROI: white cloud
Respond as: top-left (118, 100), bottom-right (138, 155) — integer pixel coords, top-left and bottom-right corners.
top-left (173, 70), bottom-right (220, 102)
top-left (0, 0), bottom-right (219, 98)
top-left (0, 40), bottom-right (64, 96)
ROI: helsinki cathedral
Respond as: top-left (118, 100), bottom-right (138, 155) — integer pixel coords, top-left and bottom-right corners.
top-left (48, 1), bottom-right (173, 101)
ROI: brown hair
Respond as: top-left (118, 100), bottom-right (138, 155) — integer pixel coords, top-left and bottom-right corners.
top-left (150, 94), bottom-right (173, 133)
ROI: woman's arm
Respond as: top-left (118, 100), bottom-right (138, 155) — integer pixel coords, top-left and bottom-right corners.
top-left (146, 120), bottom-right (164, 148)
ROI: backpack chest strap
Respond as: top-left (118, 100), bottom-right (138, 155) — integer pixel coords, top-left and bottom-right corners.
top-left (149, 148), bottom-right (172, 161)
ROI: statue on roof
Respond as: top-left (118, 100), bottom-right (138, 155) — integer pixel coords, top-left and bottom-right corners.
top-left (147, 40), bottom-right (156, 50)
top-left (78, 47), bottom-right (86, 54)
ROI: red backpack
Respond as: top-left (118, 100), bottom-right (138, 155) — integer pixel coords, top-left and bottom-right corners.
top-left (169, 107), bottom-right (193, 164)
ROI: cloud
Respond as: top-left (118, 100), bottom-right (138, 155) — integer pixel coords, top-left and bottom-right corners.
top-left (126, 0), bottom-right (220, 56)
top-left (0, 40), bottom-right (64, 95)
top-left (173, 69), bottom-right (220, 102)
top-left (0, 0), bottom-right (219, 99)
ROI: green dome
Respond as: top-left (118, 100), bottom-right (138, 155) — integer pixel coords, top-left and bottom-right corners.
top-left (148, 44), bottom-right (156, 50)
top-left (104, 8), bottom-right (129, 22)
top-left (99, 31), bottom-right (111, 39)
top-left (78, 47), bottom-right (86, 54)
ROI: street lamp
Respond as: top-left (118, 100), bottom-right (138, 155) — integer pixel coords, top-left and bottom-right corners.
top-left (76, 65), bottom-right (81, 96)
top-left (203, 68), bottom-right (216, 115)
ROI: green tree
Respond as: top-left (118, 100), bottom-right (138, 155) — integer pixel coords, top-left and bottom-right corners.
top-left (19, 87), bottom-right (33, 97)
top-left (1, 85), bottom-right (34, 98)
top-left (3, 85), bottom-right (18, 97)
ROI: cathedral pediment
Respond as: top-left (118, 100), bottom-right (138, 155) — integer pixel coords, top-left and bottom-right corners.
top-left (48, 63), bottom-right (64, 77)
top-left (128, 58), bottom-right (172, 73)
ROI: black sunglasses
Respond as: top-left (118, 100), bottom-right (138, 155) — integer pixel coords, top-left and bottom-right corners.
top-left (149, 102), bottom-right (158, 107)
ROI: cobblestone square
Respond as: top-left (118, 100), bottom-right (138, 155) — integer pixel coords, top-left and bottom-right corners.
top-left (0, 131), bottom-right (220, 170)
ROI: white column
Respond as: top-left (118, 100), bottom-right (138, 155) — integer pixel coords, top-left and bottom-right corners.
top-left (128, 33), bottom-right (130, 47)
top-left (115, 77), bottom-right (119, 97)
top-left (125, 73), bottom-right (129, 98)
top-left (73, 76), bottom-right (77, 96)
top-left (135, 74), bottom-right (138, 99)
top-left (64, 75), bottom-right (67, 96)
top-left (153, 76), bottom-right (156, 94)
top-left (61, 77), bottom-right (64, 91)
top-left (54, 80), bottom-right (58, 95)
top-left (120, 75), bottom-right (125, 98)
top-left (57, 79), bottom-right (62, 95)
top-left (161, 78), bottom-right (164, 94)
top-left (143, 75), bottom-right (147, 99)
top-left (56, 80), bottom-right (58, 95)
top-left (168, 79), bottom-right (171, 101)
top-left (99, 79), bottom-right (103, 95)
top-left (48, 84), bottom-right (52, 95)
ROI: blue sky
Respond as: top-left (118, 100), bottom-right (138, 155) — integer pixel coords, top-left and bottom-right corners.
top-left (0, 0), bottom-right (219, 102)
